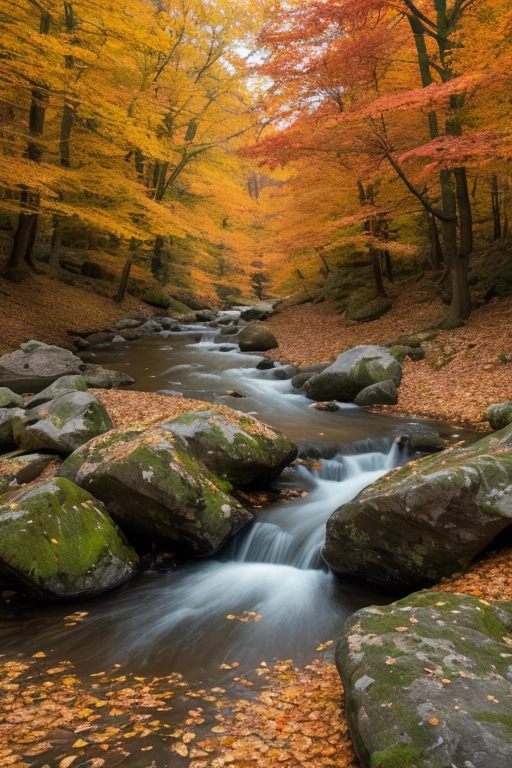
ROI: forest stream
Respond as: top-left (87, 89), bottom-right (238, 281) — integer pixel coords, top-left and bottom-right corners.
top-left (0, 313), bottom-right (480, 764)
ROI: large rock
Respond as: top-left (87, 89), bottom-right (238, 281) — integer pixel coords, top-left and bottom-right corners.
top-left (80, 364), bottom-right (134, 389)
top-left (237, 322), bottom-right (278, 352)
top-left (0, 341), bottom-right (83, 380)
top-left (161, 409), bottom-right (297, 486)
top-left (337, 591), bottom-right (512, 768)
top-left (18, 391), bottom-right (113, 454)
top-left (0, 408), bottom-right (25, 450)
top-left (346, 296), bottom-right (392, 323)
top-left (0, 478), bottom-right (138, 599)
top-left (25, 374), bottom-right (88, 408)
top-left (322, 425), bottom-right (512, 587)
top-left (240, 303), bottom-right (274, 322)
top-left (58, 427), bottom-right (253, 555)
top-left (485, 401), bottom-right (512, 431)
top-left (354, 380), bottom-right (398, 407)
top-left (305, 345), bottom-right (402, 403)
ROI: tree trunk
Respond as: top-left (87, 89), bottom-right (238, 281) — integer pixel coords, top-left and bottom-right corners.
top-left (115, 251), bottom-right (134, 303)
top-left (155, 162), bottom-right (170, 202)
top-left (491, 174), bottom-right (502, 240)
top-left (428, 214), bottom-right (443, 270)
top-left (60, 102), bottom-right (76, 167)
top-left (439, 170), bottom-right (470, 327)
top-left (49, 215), bottom-right (62, 271)
top-left (370, 245), bottom-right (387, 298)
top-left (382, 249), bottom-right (393, 283)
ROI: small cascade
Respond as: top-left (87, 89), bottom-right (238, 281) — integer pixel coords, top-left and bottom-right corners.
top-left (227, 441), bottom-right (400, 571)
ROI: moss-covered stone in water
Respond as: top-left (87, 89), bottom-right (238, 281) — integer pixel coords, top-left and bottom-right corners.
top-left (160, 409), bottom-right (297, 487)
top-left (0, 478), bottom-right (138, 598)
top-left (59, 428), bottom-right (253, 555)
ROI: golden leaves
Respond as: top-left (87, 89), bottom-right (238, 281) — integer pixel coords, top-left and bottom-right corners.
top-left (226, 611), bottom-right (262, 623)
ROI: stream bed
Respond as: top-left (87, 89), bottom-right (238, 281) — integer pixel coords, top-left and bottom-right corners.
top-left (0, 316), bottom-right (479, 763)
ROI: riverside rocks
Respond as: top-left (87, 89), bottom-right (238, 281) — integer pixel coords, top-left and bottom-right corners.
top-left (485, 401), bottom-right (512, 430)
top-left (304, 345), bottom-right (402, 403)
top-left (17, 390), bottom-right (114, 454)
top-left (323, 424), bottom-right (512, 587)
top-left (160, 408), bottom-right (298, 486)
top-left (58, 426), bottom-right (253, 556)
top-left (0, 341), bottom-right (84, 380)
top-left (237, 322), bottom-right (279, 352)
top-left (0, 478), bottom-right (138, 599)
top-left (336, 591), bottom-right (512, 768)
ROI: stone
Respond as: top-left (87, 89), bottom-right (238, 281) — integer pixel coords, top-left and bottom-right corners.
top-left (354, 380), bottom-right (398, 407)
top-left (337, 591), bottom-right (512, 768)
top-left (59, 427), bottom-right (253, 556)
top-left (409, 433), bottom-right (446, 453)
top-left (271, 365), bottom-right (298, 380)
top-left (118, 328), bottom-right (140, 341)
top-left (0, 408), bottom-right (25, 450)
top-left (112, 335), bottom-right (126, 344)
top-left (80, 364), bottom-right (135, 389)
top-left (322, 425), bottom-right (512, 587)
top-left (237, 322), bottom-right (278, 352)
top-left (155, 389), bottom-right (184, 398)
top-left (18, 391), bottom-right (114, 454)
top-left (113, 318), bottom-right (142, 330)
top-left (0, 478), bottom-right (138, 599)
top-left (195, 309), bottom-right (217, 322)
top-left (86, 331), bottom-right (114, 346)
top-left (485, 402), bottom-right (512, 431)
top-left (256, 358), bottom-right (277, 370)
top-left (25, 375), bottom-right (88, 408)
top-left (240, 304), bottom-right (273, 321)
top-left (0, 388), bottom-right (24, 409)
top-left (346, 297), bottom-right (392, 323)
top-left (160, 408), bottom-right (298, 486)
top-left (0, 452), bottom-right (58, 494)
top-left (304, 345), bottom-right (402, 403)
top-left (0, 341), bottom-right (83, 380)
top-left (138, 320), bottom-right (164, 334)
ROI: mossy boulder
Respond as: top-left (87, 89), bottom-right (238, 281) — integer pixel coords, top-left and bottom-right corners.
top-left (354, 380), bottom-right (398, 407)
top-left (79, 364), bottom-right (135, 389)
top-left (0, 341), bottom-right (83, 380)
top-left (485, 402), bottom-right (512, 431)
top-left (25, 375), bottom-right (88, 408)
top-left (58, 427), bottom-right (252, 556)
top-left (237, 322), bottom-right (278, 352)
top-left (346, 296), bottom-right (393, 324)
top-left (0, 408), bottom-right (25, 450)
top-left (323, 425), bottom-right (512, 587)
top-left (304, 345), bottom-right (402, 403)
top-left (161, 409), bottom-right (297, 487)
top-left (17, 391), bottom-right (114, 454)
top-left (141, 287), bottom-right (171, 309)
top-left (337, 591), bottom-right (512, 768)
top-left (0, 388), bottom-right (24, 409)
top-left (0, 478), bottom-right (138, 599)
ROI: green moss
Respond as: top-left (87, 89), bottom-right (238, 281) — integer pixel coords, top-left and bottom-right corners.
top-left (411, 553), bottom-right (424, 567)
top-left (371, 745), bottom-right (422, 768)
top-left (471, 712), bottom-right (512, 731)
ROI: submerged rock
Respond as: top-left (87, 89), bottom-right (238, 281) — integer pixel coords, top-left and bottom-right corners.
top-left (80, 364), bottom-right (135, 389)
top-left (58, 427), bottom-right (253, 556)
top-left (161, 409), bottom-right (298, 486)
top-left (304, 345), bottom-right (402, 403)
top-left (0, 478), bottom-right (138, 599)
top-left (18, 390), bottom-right (113, 454)
top-left (337, 591), bottom-right (512, 768)
top-left (323, 424), bottom-right (512, 587)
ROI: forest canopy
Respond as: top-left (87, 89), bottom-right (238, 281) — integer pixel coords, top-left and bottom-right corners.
top-left (1, 0), bottom-right (511, 320)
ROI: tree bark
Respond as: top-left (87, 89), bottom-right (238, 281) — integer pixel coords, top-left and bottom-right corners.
top-left (115, 246), bottom-right (135, 303)
top-left (439, 169), bottom-right (470, 326)
top-left (428, 214), bottom-right (443, 270)
top-left (370, 245), bottom-right (387, 298)
top-left (491, 174), bottom-right (502, 240)
top-left (49, 215), bottom-right (62, 271)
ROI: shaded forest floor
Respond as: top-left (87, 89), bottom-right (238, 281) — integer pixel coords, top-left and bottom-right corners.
top-left (266, 283), bottom-right (512, 429)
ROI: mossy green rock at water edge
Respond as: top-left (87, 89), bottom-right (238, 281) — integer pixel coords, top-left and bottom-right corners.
top-left (0, 478), bottom-right (138, 599)
top-left (322, 424), bottom-right (512, 587)
top-left (160, 409), bottom-right (297, 486)
top-left (0, 341), bottom-right (84, 379)
top-left (336, 591), bottom-right (512, 768)
top-left (17, 390), bottom-right (114, 454)
top-left (484, 401), bottom-right (512, 431)
top-left (304, 345), bottom-right (402, 403)
top-left (58, 428), bottom-right (253, 555)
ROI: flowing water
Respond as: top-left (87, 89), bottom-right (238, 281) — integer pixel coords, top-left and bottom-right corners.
top-left (0, 316), bottom-right (475, 683)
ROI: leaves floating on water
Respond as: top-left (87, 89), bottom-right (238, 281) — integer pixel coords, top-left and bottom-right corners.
top-left (226, 611), bottom-right (262, 623)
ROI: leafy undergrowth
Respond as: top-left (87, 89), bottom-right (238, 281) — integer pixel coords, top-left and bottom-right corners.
top-left (0, 273), bottom-right (151, 355)
top-left (0, 652), bottom-right (357, 768)
top-left (266, 287), bottom-right (512, 429)
top-left (432, 546), bottom-right (512, 602)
